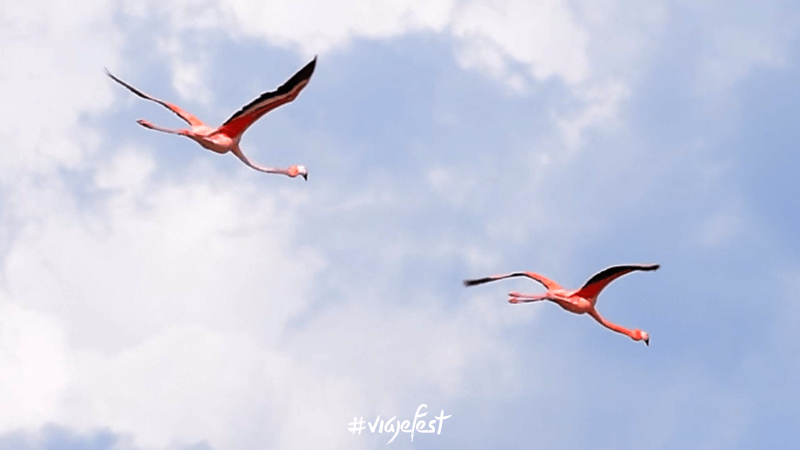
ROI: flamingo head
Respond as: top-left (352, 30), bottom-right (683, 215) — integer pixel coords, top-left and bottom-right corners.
top-left (634, 329), bottom-right (650, 346)
top-left (289, 165), bottom-right (308, 180)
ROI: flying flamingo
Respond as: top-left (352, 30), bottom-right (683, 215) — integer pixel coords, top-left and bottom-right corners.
top-left (464, 264), bottom-right (659, 345)
top-left (106, 57), bottom-right (317, 179)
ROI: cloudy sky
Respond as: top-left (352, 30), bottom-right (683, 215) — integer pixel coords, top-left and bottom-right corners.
top-left (1, 0), bottom-right (799, 449)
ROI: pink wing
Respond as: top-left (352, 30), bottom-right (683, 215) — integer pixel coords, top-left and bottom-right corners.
top-left (463, 271), bottom-right (563, 290)
top-left (106, 69), bottom-right (205, 127)
top-left (573, 264), bottom-right (659, 300)
top-left (216, 57), bottom-right (317, 139)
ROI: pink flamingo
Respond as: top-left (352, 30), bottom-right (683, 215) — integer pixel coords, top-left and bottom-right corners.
top-left (106, 57), bottom-right (317, 179)
top-left (464, 264), bottom-right (659, 345)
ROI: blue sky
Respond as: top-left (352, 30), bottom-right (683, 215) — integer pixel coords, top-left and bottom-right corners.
top-left (1, 1), bottom-right (799, 449)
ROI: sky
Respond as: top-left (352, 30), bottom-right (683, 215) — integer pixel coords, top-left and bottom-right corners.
top-left (1, 0), bottom-right (799, 449)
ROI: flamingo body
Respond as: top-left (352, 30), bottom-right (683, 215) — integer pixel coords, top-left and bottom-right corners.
top-left (464, 264), bottom-right (659, 345)
top-left (107, 57), bottom-right (317, 179)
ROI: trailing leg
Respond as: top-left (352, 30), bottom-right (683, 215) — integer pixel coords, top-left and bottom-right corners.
top-left (137, 119), bottom-right (188, 136)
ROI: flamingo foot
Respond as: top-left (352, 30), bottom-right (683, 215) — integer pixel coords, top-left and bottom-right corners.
top-left (137, 119), bottom-right (154, 129)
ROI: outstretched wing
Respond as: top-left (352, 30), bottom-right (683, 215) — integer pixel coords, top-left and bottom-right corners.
top-left (216, 56), bottom-right (317, 139)
top-left (463, 271), bottom-right (563, 290)
top-left (574, 264), bottom-right (660, 301)
top-left (105, 68), bottom-right (205, 127)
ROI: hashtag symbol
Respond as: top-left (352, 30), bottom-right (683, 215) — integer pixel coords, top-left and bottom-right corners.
top-left (348, 417), bottom-right (366, 434)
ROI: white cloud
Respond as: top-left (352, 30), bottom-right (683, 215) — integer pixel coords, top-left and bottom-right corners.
top-left (452, 0), bottom-right (590, 85)
top-left (120, 0), bottom-right (668, 157)
top-left (155, 37), bottom-right (215, 105)
top-left (0, 302), bottom-right (71, 430)
top-left (223, 0), bottom-right (455, 54)
top-left (554, 81), bottom-right (630, 154)
top-left (63, 326), bottom-right (296, 450)
top-left (0, 0), bottom-right (120, 180)
top-left (137, 0), bottom-right (591, 91)
top-left (4, 152), bottom-right (324, 353)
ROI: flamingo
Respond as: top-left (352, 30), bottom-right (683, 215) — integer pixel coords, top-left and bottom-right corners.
top-left (106, 57), bottom-right (317, 179)
top-left (464, 264), bottom-right (659, 345)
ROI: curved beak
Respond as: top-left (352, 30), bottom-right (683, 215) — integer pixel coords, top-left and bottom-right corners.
top-left (644, 337), bottom-right (650, 346)
top-left (302, 173), bottom-right (308, 181)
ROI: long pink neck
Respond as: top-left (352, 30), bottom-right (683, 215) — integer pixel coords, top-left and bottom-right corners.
top-left (252, 165), bottom-right (292, 176)
top-left (588, 309), bottom-right (638, 340)
top-left (244, 160), bottom-right (296, 177)
top-left (230, 147), bottom-right (297, 177)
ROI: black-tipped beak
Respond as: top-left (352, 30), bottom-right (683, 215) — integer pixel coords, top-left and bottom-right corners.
top-left (645, 337), bottom-right (650, 346)
top-left (302, 173), bottom-right (308, 181)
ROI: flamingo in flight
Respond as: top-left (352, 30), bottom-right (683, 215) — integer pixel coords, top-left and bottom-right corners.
top-left (106, 57), bottom-right (317, 179)
top-left (464, 264), bottom-right (659, 345)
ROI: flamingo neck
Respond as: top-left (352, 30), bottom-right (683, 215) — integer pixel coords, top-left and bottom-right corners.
top-left (588, 310), bottom-right (640, 341)
top-left (246, 163), bottom-right (297, 177)
top-left (259, 167), bottom-right (292, 176)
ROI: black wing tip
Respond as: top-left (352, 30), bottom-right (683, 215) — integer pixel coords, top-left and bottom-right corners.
top-left (268, 56), bottom-right (318, 91)
top-left (221, 57), bottom-right (317, 127)
top-left (580, 264), bottom-right (659, 289)
top-left (464, 278), bottom-right (489, 287)
top-left (300, 56), bottom-right (317, 78)
top-left (610, 263), bottom-right (660, 272)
